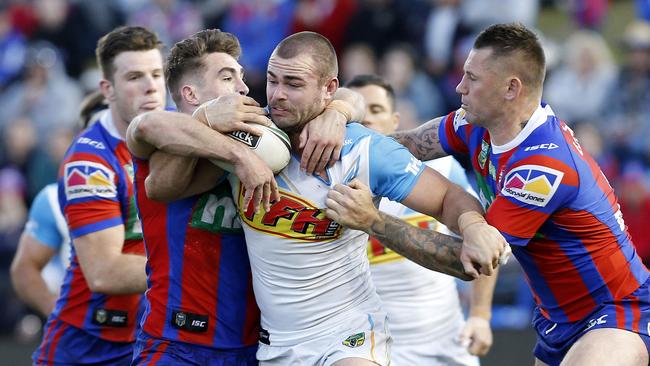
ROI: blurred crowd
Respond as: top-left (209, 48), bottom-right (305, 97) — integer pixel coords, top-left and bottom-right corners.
top-left (1, 0), bottom-right (650, 340)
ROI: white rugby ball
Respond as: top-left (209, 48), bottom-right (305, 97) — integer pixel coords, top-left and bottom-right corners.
top-left (210, 122), bottom-right (291, 174)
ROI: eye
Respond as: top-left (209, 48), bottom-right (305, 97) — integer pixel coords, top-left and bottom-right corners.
top-left (223, 77), bottom-right (232, 81)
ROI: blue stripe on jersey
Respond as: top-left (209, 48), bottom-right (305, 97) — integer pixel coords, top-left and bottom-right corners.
top-left (161, 198), bottom-right (195, 340)
top-left (70, 217), bottom-right (123, 239)
top-left (214, 233), bottom-right (250, 346)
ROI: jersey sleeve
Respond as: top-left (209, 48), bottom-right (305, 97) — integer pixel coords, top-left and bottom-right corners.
top-left (486, 153), bottom-right (579, 246)
top-left (368, 133), bottom-right (425, 202)
top-left (24, 187), bottom-right (63, 250)
top-left (59, 153), bottom-right (122, 239)
top-left (438, 109), bottom-right (471, 157)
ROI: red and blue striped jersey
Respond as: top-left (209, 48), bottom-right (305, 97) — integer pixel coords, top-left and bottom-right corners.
top-left (52, 110), bottom-right (145, 342)
top-left (439, 104), bottom-right (649, 323)
top-left (133, 158), bottom-right (259, 349)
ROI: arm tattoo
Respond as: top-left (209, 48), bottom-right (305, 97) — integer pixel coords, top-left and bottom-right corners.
top-left (390, 118), bottom-right (447, 161)
top-left (369, 212), bottom-right (473, 281)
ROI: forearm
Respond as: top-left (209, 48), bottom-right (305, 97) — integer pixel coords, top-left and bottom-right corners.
top-left (11, 268), bottom-right (57, 316)
top-left (469, 269), bottom-right (498, 320)
top-left (390, 116), bottom-right (447, 160)
top-left (332, 87), bottom-right (365, 121)
top-left (131, 111), bottom-right (244, 163)
top-left (439, 183), bottom-right (484, 234)
top-left (369, 212), bottom-right (473, 280)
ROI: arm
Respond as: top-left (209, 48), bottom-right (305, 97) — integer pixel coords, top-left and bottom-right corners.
top-left (299, 87), bottom-right (367, 174)
top-left (10, 234), bottom-right (59, 316)
top-left (73, 225), bottom-right (147, 295)
top-left (326, 179), bottom-right (473, 280)
top-left (390, 116), bottom-right (448, 161)
top-left (459, 272), bottom-right (497, 356)
top-left (145, 152), bottom-right (222, 201)
top-left (127, 110), bottom-right (278, 211)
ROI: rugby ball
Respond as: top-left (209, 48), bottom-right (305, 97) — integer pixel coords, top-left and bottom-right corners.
top-left (210, 122), bottom-right (291, 174)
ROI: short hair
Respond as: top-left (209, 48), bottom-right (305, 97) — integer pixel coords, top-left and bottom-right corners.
top-left (95, 26), bottom-right (163, 81)
top-left (273, 31), bottom-right (338, 83)
top-left (474, 23), bottom-right (546, 90)
top-left (345, 74), bottom-right (396, 111)
top-left (166, 29), bottom-right (242, 105)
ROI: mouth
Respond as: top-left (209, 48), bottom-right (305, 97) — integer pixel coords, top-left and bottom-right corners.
top-left (141, 101), bottom-right (161, 111)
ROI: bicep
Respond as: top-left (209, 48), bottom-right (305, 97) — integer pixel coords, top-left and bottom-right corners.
top-left (391, 116), bottom-right (447, 161)
top-left (146, 152), bottom-right (223, 201)
top-left (73, 225), bottom-right (125, 275)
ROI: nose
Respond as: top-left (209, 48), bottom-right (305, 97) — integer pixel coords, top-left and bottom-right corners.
top-left (455, 75), bottom-right (467, 95)
top-left (144, 74), bottom-right (159, 94)
top-left (270, 84), bottom-right (286, 102)
top-left (237, 77), bottom-right (249, 96)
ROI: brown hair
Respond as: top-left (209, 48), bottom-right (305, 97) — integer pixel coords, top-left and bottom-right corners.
top-left (274, 31), bottom-right (338, 83)
top-left (95, 26), bottom-right (163, 81)
top-left (474, 23), bottom-right (546, 90)
top-left (345, 74), bottom-right (396, 111)
top-left (165, 29), bottom-right (242, 105)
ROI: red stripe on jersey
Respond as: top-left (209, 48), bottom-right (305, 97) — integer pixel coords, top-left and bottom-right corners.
top-left (46, 321), bottom-right (68, 365)
top-left (527, 237), bottom-right (598, 322)
top-left (631, 296), bottom-right (641, 332)
top-left (100, 293), bottom-right (142, 342)
top-left (242, 274), bottom-right (260, 345)
top-left (487, 197), bottom-right (548, 240)
top-left (147, 341), bottom-right (169, 365)
top-left (64, 200), bottom-right (121, 231)
top-left (58, 262), bottom-right (92, 328)
top-left (443, 112), bottom-right (469, 155)
top-left (177, 226), bottom-right (222, 345)
top-left (135, 163), bottom-right (170, 338)
top-left (553, 208), bottom-right (641, 303)
top-left (616, 303), bottom-right (626, 331)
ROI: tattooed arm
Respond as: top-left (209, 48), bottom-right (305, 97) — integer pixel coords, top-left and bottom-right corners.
top-left (390, 116), bottom-right (448, 161)
top-left (367, 211), bottom-right (472, 280)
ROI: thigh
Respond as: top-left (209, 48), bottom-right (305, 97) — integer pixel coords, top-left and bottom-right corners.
top-left (332, 358), bottom-right (379, 366)
top-left (534, 358), bottom-right (551, 366)
top-left (561, 328), bottom-right (648, 366)
top-left (324, 312), bottom-right (391, 366)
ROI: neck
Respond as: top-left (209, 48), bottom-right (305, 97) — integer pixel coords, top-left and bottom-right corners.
top-left (487, 98), bottom-right (539, 146)
top-left (109, 106), bottom-right (128, 139)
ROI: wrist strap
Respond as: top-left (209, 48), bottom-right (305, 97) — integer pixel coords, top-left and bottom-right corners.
top-left (326, 100), bottom-right (353, 122)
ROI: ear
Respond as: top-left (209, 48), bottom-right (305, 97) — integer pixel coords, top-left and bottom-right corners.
top-left (181, 84), bottom-right (200, 106)
top-left (324, 77), bottom-right (339, 99)
top-left (392, 111), bottom-right (400, 131)
top-left (504, 76), bottom-right (523, 101)
top-left (99, 79), bottom-right (115, 102)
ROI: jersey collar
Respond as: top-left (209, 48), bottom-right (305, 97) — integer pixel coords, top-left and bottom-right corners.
top-left (98, 109), bottom-right (124, 141)
top-left (491, 103), bottom-right (555, 154)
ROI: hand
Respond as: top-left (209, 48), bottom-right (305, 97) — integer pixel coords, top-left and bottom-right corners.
top-left (457, 316), bottom-right (493, 356)
top-left (325, 179), bottom-right (379, 231)
top-left (299, 106), bottom-right (346, 174)
top-left (232, 148), bottom-right (280, 214)
top-left (194, 94), bottom-right (272, 135)
top-left (459, 214), bottom-right (510, 277)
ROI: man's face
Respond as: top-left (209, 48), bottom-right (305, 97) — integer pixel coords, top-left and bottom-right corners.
top-left (266, 52), bottom-right (329, 133)
top-left (455, 48), bottom-right (504, 126)
top-left (106, 49), bottom-right (165, 125)
top-left (351, 84), bottom-right (398, 135)
top-left (192, 52), bottom-right (249, 103)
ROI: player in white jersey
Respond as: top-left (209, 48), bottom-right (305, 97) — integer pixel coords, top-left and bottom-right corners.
top-left (133, 31), bottom-right (508, 366)
top-left (346, 74), bottom-right (495, 365)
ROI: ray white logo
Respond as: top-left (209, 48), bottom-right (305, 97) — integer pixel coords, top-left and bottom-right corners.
top-left (501, 165), bottom-right (563, 207)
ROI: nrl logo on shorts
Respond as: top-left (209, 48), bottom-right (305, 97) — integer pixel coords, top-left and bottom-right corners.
top-left (342, 332), bottom-right (365, 348)
top-left (175, 312), bottom-right (187, 327)
top-left (95, 309), bottom-right (107, 324)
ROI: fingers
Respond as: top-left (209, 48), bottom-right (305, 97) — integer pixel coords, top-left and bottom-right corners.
top-left (262, 182), bottom-right (271, 213)
top-left (240, 95), bottom-right (261, 107)
top-left (305, 144), bottom-right (325, 175)
top-left (270, 178), bottom-right (280, 204)
top-left (329, 144), bottom-right (342, 167)
top-left (460, 255), bottom-right (479, 279)
top-left (315, 145), bottom-right (334, 173)
top-left (300, 139), bottom-right (316, 172)
top-left (231, 121), bottom-right (264, 136)
top-left (499, 244), bottom-right (512, 266)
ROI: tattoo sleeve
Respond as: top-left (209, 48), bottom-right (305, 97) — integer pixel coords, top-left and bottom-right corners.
top-left (369, 212), bottom-right (473, 281)
top-left (390, 117), bottom-right (447, 161)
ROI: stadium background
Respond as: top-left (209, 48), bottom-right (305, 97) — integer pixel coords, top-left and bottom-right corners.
top-left (1, 0), bottom-right (649, 364)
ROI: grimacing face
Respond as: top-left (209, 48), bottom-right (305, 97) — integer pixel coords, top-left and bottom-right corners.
top-left (106, 49), bottom-right (166, 126)
top-left (266, 52), bottom-right (330, 133)
top-left (455, 48), bottom-right (506, 127)
top-left (191, 52), bottom-right (249, 104)
top-left (351, 84), bottom-right (399, 135)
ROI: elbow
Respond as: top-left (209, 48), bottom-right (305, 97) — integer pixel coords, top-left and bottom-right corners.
top-left (9, 258), bottom-right (24, 290)
top-left (86, 276), bottom-right (115, 294)
top-left (145, 174), bottom-right (175, 202)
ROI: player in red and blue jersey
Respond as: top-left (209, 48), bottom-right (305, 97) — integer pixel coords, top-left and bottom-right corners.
top-left (329, 23), bottom-right (650, 366)
top-left (126, 29), bottom-right (276, 366)
top-left (33, 26), bottom-right (166, 365)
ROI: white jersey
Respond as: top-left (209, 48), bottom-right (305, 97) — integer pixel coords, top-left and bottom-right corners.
top-left (230, 123), bottom-right (425, 347)
top-left (368, 157), bottom-right (480, 365)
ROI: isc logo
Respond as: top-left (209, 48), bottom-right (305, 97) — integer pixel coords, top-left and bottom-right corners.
top-left (111, 315), bottom-right (126, 323)
top-left (524, 143), bottom-right (558, 151)
top-left (191, 320), bottom-right (206, 327)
